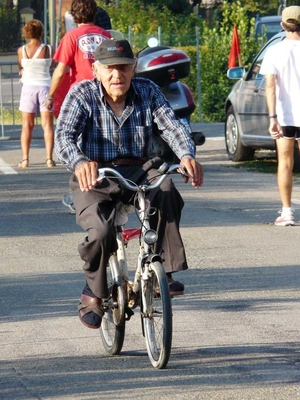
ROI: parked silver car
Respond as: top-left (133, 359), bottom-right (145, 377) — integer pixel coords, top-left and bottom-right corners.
top-left (225, 30), bottom-right (300, 171)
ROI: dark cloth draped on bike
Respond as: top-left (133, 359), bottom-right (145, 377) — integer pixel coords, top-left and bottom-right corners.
top-left (70, 158), bottom-right (187, 299)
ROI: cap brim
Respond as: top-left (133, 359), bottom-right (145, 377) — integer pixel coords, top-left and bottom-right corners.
top-left (284, 20), bottom-right (299, 26)
top-left (98, 57), bottom-right (136, 65)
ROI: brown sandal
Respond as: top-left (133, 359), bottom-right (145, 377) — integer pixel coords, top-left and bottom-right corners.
top-left (46, 158), bottom-right (56, 167)
top-left (18, 159), bottom-right (29, 168)
top-left (78, 294), bottom-right (103, 329)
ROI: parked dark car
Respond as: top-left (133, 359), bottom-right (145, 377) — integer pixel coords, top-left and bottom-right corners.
top-left (224, 30), bottom-right (300, 172)
top-left (255, 15), bottom-right (282, 45)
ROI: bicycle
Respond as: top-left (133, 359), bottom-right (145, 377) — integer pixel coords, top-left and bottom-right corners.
top-left (97, 162), bottom-right (187, 369)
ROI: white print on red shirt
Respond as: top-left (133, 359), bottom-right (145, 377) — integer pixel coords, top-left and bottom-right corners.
top-left (78, 34), bottom-right (108, 57)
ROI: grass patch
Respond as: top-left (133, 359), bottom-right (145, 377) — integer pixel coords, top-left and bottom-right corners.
top-left (234, 158), bottom-right (277, 174)
top-left (0, 106), bottom-right (42, 125)
top-left (233, 150), bottom-right (278, 174)
top-left (233, 153), bottom-right (300, 179)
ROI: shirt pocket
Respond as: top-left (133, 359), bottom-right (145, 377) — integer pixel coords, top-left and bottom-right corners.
top-left (133, 125), bottom-right (152, 153)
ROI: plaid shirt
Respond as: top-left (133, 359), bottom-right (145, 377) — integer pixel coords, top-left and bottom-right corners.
top-left (55, 77), bottom-right (195, 171)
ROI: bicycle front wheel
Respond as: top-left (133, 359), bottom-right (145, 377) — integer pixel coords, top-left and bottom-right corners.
top-left (100, 258), bottom-right (126, 355)
top-left (142, 261), bottom-right (172, 369)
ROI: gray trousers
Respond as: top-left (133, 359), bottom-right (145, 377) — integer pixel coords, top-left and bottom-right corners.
top-left (70, 158), bottom-right (188, 299)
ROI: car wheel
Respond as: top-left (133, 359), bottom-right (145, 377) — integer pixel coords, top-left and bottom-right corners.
top-left (225, 105), bottom-right (255, 162)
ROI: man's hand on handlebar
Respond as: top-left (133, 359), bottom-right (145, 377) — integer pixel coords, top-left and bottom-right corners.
top-left (180, 157), bottom-right (204, 188)
top-left (75, 161), bottom-right (98, 192)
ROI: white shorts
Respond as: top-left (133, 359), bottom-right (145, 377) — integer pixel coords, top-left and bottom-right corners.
top-left (19, 85), bottom-right (50, 113)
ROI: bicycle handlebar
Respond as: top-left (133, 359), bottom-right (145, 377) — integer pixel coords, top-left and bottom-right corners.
top-left (97, 164), bottom-right (186, 192)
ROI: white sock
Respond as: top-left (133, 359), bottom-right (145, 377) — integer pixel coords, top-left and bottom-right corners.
top-left (282, 207), bottom-right (292, 216)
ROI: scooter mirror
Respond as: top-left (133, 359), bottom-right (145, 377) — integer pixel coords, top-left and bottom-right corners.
top-left (147, 37), bottom-right (159, 48)
top-left (107, 30), bottom-right (125, 40)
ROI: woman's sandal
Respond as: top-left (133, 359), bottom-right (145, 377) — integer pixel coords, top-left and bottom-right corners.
top-left (78, 294), bottom-right (104, 329)
top-left (18, 159), bottom-right (29, 168)
top-left (46, 158), bottom-right (56, 167)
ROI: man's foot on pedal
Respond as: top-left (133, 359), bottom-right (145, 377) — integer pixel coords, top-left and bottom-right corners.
top-left (166, 273), bottom-right (184, 296)
top-left (78, 283), bottom-right (103, 329)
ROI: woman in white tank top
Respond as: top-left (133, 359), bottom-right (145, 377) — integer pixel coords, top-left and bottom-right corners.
top-left (17, 19), bottom-right (56, 168)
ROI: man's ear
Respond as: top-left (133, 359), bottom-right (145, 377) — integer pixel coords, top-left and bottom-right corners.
top-left (92, 62), bottom-right (98, 78)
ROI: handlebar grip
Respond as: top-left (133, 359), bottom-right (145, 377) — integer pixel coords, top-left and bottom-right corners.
top-left (157, 162), bottom-right (169, 175)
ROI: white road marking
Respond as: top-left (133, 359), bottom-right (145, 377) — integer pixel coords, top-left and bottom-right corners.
top-left (0, 158), bottom-right (17, 174)
top-left (207, 136), bottom-right (223, 141)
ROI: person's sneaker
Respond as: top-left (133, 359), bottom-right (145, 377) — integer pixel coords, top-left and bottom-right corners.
top-left (62, 193), bottom-right (76, 214)
top-left (274, 209), bottom-right (295, 226)
top-left (166, 273), bottom-right (184, 296)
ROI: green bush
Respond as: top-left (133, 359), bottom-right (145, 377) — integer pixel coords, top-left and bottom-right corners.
top-left (194, 1), bottom-right (261, 122)
top-left (101, 0), bottom-right (263, 122)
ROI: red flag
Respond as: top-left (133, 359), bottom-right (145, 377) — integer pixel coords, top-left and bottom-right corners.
top-left (228, 25), bottom-right (241, 68)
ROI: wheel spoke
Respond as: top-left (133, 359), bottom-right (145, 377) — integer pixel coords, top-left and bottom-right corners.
top-left (142, 261), bottom-right (172, 369)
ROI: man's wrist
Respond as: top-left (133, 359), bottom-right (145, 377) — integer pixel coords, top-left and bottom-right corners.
top-left (269, 114), bottom-right (277, 119)
top-left (47, 95), bottom-right (54, 101)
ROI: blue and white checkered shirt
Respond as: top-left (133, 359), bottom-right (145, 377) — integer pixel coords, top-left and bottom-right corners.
top-left (55, 77), bottom-right (195, 171)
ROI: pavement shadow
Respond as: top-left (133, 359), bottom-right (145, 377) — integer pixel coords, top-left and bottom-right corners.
top-left (0, 162), bottom-right (280, 238)
top-left (1, 266), bottom-right (300, 398)
top-left (1, 265), bottom-right (300, 322)
top-left (174, 266), bottom-right (300, 312)
top-left (1, 342), bottom-right (299, 399)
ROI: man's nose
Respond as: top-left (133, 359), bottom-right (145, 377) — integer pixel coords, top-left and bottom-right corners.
top-left (112, 67), bottom-right (122, 77)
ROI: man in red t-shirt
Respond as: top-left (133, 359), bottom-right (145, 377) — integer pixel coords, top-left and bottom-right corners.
top-left (46, 0), bottom-right (111, 117)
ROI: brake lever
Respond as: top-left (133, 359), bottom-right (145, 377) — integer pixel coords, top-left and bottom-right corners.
top-left (178, 166), bottom-right (190, 179)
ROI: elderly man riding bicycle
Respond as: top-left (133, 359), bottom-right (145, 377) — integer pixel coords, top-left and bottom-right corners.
top-left (55, 38), bottom-right (204, 329)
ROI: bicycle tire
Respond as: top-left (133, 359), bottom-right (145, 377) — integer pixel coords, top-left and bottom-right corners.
top-left (142, 261), bottom-right (172, 369)
top-left (100, 257), bottom-right (126, 355)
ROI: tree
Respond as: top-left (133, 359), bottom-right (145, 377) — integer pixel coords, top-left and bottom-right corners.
top-left (227, 0), bottom-right (278, 16)
top-left (102, 0), bottom-right (274, 121)
top-left (134, 0), bottom-right (191, 14)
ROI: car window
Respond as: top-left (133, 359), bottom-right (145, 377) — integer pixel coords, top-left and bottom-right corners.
top-left (248, 35), bottom-right (284, 81)
top-left (256, 22), bottom-right (282, 42)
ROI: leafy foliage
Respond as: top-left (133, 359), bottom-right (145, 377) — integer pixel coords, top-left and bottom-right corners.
top-left (228, 0), bottom-right (278, 16)
top-left (0, 4), bottom-right (22, 52)
top-left (193, 1), bottom-right (261, 121)
top-left (99, 0), bottom-right (268, 122)
top-left (106, 0), bottom-right (198, 36)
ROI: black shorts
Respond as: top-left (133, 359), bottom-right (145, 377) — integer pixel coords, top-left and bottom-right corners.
top-left (282, 126), bottom-right (300, 140)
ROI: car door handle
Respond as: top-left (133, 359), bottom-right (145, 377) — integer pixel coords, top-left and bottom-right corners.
top-left (254, 88), bottom-right (259, 93)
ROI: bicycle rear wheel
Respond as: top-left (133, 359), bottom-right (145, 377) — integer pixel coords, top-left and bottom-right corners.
top-left (142, 261), bottom-right (172, 369)
top-left (100, 257), bottom-right (126, 355)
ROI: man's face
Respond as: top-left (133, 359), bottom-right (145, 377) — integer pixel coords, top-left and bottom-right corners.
top-left (93, 61), bottom-right (136, 101)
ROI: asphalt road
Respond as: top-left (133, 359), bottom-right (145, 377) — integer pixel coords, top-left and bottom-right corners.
top-left (1, 123), bottom-right (300, 399)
